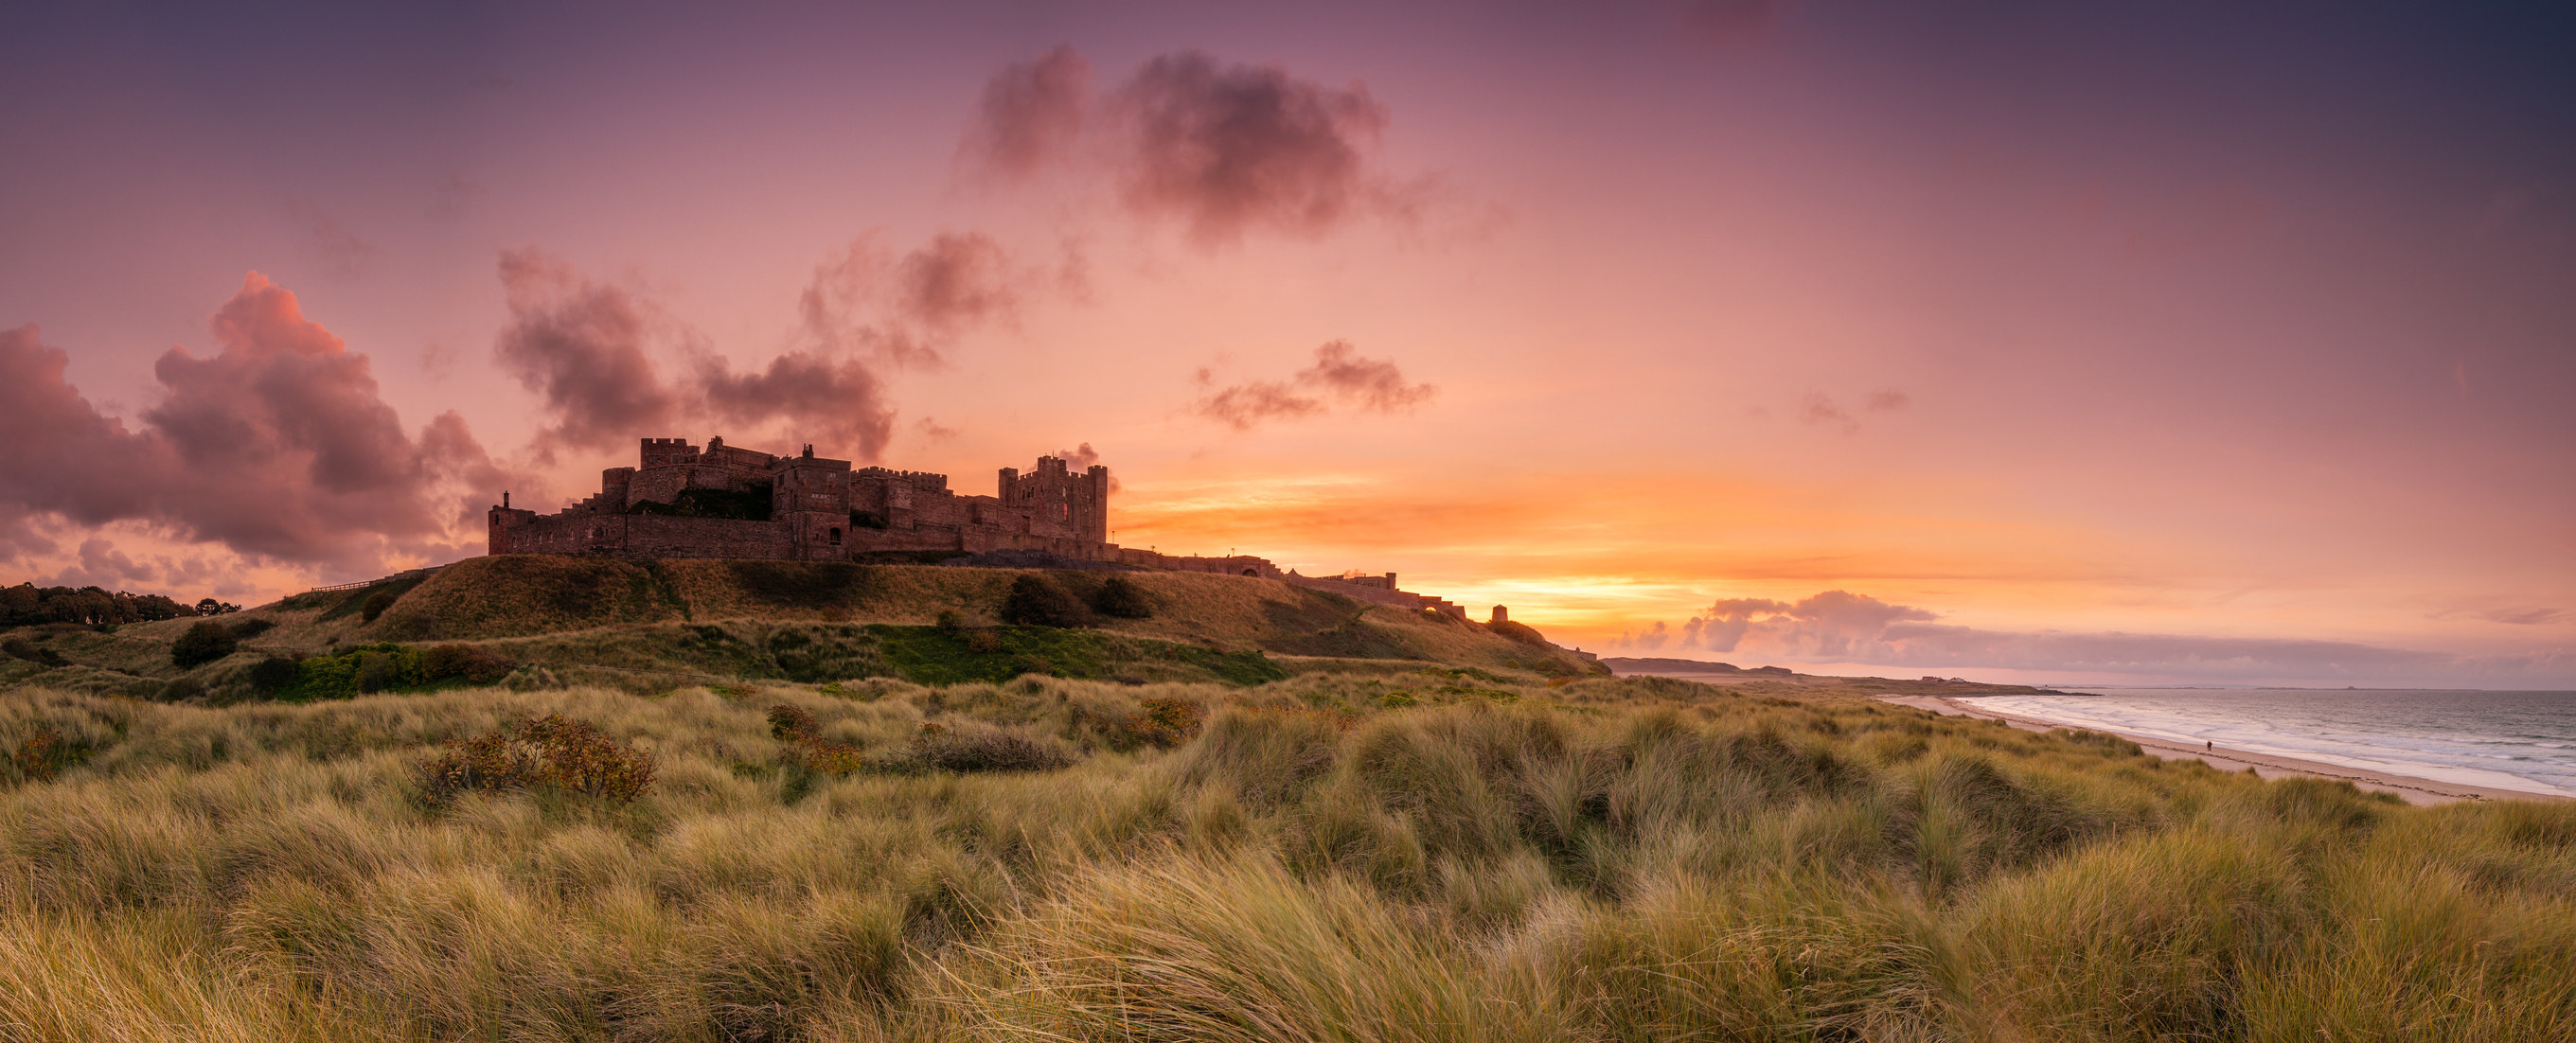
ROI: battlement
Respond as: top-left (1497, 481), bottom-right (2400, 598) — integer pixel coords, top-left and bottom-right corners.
top-left (639, 437), bottom-right (702, 469)
top-left (854, 467), bottom-right (950, 494)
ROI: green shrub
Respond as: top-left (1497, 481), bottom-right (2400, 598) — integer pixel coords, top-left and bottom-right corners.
top-left (1, 637), bottom-right (66, 667)
top-left (360, 589), bottom-right (398, 623)
top-left (353, 652), bottom-right (403, 693)
top-left (247, 655), bottom-right (299, 694)
top-left (170, 620), bottom-right (238, 667)
top-left (293, 643), bottom-right (424, 699)
top-left (1092, 575), bottom-right (1154, 619)
top-left (1002, 574), bottom-right (1093, 628)
top-left (420, 644), bottom-right (514, 684)
top-left (226, 617), bottom-right (276, 639)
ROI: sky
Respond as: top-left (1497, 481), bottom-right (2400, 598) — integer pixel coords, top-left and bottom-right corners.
top-left (3, 1), bottom-right (2571, 687)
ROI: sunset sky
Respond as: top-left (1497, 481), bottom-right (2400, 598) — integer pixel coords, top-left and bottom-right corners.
top-left (4, 2), bottom-right (2570, 686)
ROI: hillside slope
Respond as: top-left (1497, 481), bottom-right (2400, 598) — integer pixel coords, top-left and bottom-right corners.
top-left (5, 557), bottom-right (1602, 698)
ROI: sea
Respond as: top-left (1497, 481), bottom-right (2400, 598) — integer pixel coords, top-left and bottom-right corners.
top-left (1969, 688), bottom-right (2576, 798)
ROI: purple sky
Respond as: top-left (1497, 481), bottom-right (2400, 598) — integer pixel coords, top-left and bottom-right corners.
top-left (4, 2), bottom-right (2571, 685)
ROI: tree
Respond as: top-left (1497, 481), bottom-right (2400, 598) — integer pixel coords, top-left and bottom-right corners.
top-left (1000, 574), bottom-right (1092, 628)
top-left (170, 620), bottom-right (239, 668)
top-left (194, 598), bottom-right (240, 615)
top-left (248, 656), bottom-right (299, 694)
top-left (1092, 575), bottom-right (1154, 619)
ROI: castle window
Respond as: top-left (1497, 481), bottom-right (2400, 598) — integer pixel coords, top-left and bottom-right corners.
top-left (828, 527), bottom-right (842, 545)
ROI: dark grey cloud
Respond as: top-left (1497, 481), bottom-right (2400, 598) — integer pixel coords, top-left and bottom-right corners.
top-left (1192, 375), bottom-right (1325, 431)
top-left (964, 47), bottom-right (1417, 248)
top-left (1305, 340), bottom-right (1437, 412)
top-left (494, 248), bottom-right (681, 455)
top-left (959, 45), bottom-right (1091, 183)
top-left (1193, 340), bottom-right (1436, 431)
top-left (503, 248), bottom-right (904, 463)
top-left (0, 275), bottom-right (524, 571)
top-left (798, 232), bottom-right (1022, 371)
top-left (1113, 51), bottom-right (1394, 246)
top-left (897, 232), bottom-right (1018, 334)
top-left (699, 352), bottom-right (895, 462)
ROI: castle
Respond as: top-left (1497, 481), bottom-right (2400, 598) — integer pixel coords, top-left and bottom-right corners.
top-left (486, 436), bottom-right (1272, 575)
top-left (486, 435), bottom-right (1477, 617)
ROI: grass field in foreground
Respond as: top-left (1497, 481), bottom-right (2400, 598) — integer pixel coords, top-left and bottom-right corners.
top-left (2, 672), bottom-right (2571, 1041)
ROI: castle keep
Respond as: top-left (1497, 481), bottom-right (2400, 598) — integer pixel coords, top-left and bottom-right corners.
top-left (488, 437), bottom-right (1244, 574)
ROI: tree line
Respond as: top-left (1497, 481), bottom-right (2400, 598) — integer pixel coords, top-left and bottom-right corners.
top-left (0, 583), bottom-right (235, 628)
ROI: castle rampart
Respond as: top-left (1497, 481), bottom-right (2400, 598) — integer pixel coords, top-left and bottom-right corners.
top-left (485, 435), bottom-right (1461, 613)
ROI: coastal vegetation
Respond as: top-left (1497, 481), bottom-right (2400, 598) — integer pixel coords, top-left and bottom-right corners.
top-left (2, 666), bottom-right (2571, 1040)
top-left (2, 561), bottom-right (2568, 1039)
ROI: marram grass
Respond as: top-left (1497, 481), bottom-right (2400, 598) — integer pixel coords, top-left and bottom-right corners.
top-left (0, 673), bottom-right (2570, 1041)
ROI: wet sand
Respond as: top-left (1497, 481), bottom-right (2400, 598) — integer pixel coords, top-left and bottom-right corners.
top-left (1875, 694), bottom-right (2568, 806)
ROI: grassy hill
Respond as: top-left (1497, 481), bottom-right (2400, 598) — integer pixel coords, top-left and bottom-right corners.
top-left (1, 557), bottom-right (1602, 700)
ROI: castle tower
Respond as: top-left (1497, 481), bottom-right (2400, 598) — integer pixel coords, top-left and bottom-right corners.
top-left (998, 454), bottom-right (1112, 544)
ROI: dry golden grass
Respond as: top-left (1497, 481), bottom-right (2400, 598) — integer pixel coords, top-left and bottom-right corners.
top-left (1, 673), bottom-right (2570, 1040)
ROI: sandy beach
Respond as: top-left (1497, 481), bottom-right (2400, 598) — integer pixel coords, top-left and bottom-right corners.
top-left (1874, 694), bottom-right (2568, 806)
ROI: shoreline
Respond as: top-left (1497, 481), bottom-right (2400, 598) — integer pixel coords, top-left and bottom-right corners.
top-left (1874, 694), bottom-right (2569, 806)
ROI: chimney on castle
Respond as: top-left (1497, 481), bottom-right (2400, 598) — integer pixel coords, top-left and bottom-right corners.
top-left (802, 444), bottom-right (813, 458)
top-left (503, 491), bottom-right (509, 508)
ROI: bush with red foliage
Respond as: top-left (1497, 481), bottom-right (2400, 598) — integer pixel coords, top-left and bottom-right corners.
top-left (1125, 697), bottom-right (1205, 749)
top-left (416, 714), bottom-right (655, 807)
top-left (8, 725), bottom-right (64, 784)
top-left (767, 703), bottom-right (867, 776)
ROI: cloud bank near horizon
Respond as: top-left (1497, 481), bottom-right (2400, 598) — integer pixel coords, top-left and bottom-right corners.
top-left (1612, 590), bottom-right (2572, 685)
top-left (0, 275), bottom-right (519, 575)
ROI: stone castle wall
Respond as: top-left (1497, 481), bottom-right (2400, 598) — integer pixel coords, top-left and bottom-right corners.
top-left (489, 436), bottom-right (1258, 570)
top-left (486, 435), bottom-right (1463, 615)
